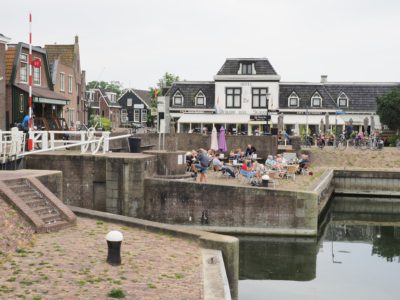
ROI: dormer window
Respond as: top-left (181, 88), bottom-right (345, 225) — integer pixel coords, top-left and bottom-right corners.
top-left (288, 91), bottom-right (299, 107)
top-left (173, 90), bottom-right (184, 106)
top-left (311, 91), bottom-right (322, 107)
top-left (242, 63), bottom-right (253, 75)
top-left (107, 93), bottom-right (116, 102)
top-left (195, 90), bottom-right (206, 106)
top-left (337, 92), bottom-right (349, 107)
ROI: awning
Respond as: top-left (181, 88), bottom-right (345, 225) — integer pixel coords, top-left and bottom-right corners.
top-left (178, 113), bottom-right (250, 124)
top-left (278, 114), bottom-right (343, 125)
top-left (14, 83), bottom-right (70, 106)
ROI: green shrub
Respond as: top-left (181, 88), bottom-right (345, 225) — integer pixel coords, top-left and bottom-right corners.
top-left (388, 134), bottom-right (400, 146)
top-left (107, 288), bottom-right (126, 298)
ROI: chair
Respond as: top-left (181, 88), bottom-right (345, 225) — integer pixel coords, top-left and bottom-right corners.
top-left (285, 165), bottom-right (297, 181)
top-left (268, 171), bottom-right (281, 188)
top-left (239, 169), bottom-right (257, 184)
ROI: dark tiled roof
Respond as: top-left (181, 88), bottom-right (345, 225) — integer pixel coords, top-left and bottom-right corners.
top-left (45, 44), bottom-right (75, 66)
top-left (132, 89), bottom-right (151, 107)
top-left (14, 83), bottom-right (69, 101)
top-left (279, 83), bottom-right (400, 111)
top-left (217, 58), bottom-right (278, 75)
top-left (165, 82), bottom-right (215, 108)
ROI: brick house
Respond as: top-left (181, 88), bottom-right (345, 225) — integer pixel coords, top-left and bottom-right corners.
top-left (4, 42), bottom-right (69, 128)
top-left (45, 36), bottom-right (86, 128)
top-left (0, 33), bottom-right (11, 130)
top-left (117, 89), bottom-right (151, 125)
top-left (87, 89), bottom-right (121, 129)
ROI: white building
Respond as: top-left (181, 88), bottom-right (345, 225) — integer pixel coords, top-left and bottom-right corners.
top-left (159, 58), bottom-right (398, 135)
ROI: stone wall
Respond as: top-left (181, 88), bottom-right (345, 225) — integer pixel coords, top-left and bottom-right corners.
top-left (334, 169), bottom-right (400, 193)
top-left (142, 178), bottom-right (318, 235)
top-left (136, 133), bottom-right (278, 157)
top-left (25, 152), bottom-right (156, 217)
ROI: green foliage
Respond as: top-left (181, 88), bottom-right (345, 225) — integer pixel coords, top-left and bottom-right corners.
top-left (107, 288), bottom-right (126, 298)
top-left (88, 115), bottom-right (111, 131)
top-left (87, 81), bottom-right (123, 98)
top-left (377, 89), bottom-right (400, 131)
top-left (388, 134), bottom-right (400, 146)
top-left (157, 72), bottom-right (179, 90)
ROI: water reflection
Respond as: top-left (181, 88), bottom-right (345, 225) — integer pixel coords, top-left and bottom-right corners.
top-left (239, 196), bottom-right (400, 300)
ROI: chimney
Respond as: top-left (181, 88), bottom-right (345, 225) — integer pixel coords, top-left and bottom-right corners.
top-left (320, 75), bottom-right (328, 83)
top-left (75, 35), bottom-right (79, 44)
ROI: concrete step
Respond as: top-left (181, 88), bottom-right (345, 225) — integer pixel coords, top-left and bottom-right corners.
top-left (33, 206), bottom-right (56, 215)
top-left (40, 212), bottom-right (61, 223)
top-left (43, 220), bottom-right (72, 232)
top-left (25, 199), bottom-right (46, 207)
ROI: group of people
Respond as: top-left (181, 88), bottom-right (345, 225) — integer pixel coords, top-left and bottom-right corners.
top-left (186, 143), bottom-right (310, 185)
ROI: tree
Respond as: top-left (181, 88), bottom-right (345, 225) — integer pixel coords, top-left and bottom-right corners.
top-left (87, 80), bottom-right (123, 97)
top-left (376, 89), bottom-right (400, 133)
top-left (157, 72), bottom-right (179, 90)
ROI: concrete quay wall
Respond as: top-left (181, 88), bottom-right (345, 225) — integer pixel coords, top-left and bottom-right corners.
top-left (138, 133), bottom-right (278, 158)
top-left (334, 169), bottom-right (400, 195)
top-left (142, 178), bottom-right (319, 236)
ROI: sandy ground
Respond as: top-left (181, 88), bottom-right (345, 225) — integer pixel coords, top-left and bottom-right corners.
top-left (0, 212), bottom-right (202, 300)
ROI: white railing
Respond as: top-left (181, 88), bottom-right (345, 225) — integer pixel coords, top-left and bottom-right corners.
top-left (0, 127), bottom-right (132, 161)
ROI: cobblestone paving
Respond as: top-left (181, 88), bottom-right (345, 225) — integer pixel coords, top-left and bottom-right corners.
top-left (0, 217), bottom-right (203, 300)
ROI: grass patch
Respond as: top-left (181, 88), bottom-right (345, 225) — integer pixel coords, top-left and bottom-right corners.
top-left (96, 220), bottom-right (104, 225)
top-left (32, 297), bottom-right (42, 300)
top-left (107, 288), bottom-right (126, 298)
top-left (147, 283), bottom-right (156, 289)
top-left (175, 273), bottom-right (184, 279)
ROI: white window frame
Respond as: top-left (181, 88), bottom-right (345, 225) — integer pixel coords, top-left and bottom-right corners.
top-left (337, 92), bottom-right (349, 108)
top-left (311, 91), bottom-right (322, 107)
top-left (127, 98), bottom-right (133, 107)
top-left (33, 56), bottom-right (41, 86)
top-left (68, 75), bottom-right (73, 93)
top-left (141, 109), bottom-right (147, 123)
top-left (20, 53), bottom-right (28, 83)
top-left (252, 88), bottom-right (268, 108)
top-left (60, 72), bottom-right (65, 92)
top-left (172, 90), bottom-right (184, 106)
top-left (226, 88), bottom-right (241, 108)
top-left (195, 90), bottom-right (206, 106)
top-left (288, 91), bottom-right (299, 107)
top-left (134, 109), bottom-right (140, 122)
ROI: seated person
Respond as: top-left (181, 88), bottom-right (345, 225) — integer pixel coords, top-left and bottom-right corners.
top-left (265, 155), bottom-right (276, 169)
top-left (298, 154), bottom-right (309, 174)
top-left (245, 144), bottom-right (256, 157)
top-left (212, 156), bottom-right (235, 178)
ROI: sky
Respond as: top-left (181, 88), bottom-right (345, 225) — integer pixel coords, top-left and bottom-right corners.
top-left (2, 0), bottom-right (400, 90)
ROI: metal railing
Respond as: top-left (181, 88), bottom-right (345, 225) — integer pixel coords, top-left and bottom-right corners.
top-left (0, 127), bottom-right (132, 162)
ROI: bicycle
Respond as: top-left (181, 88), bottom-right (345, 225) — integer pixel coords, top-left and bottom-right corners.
top-left (335, 133), bottom-right (347, 151)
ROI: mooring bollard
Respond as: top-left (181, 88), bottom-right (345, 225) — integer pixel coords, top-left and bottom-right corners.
top-left (106, 230), bottom-right (123, 266)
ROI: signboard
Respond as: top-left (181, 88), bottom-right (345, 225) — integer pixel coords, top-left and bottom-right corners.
top-left (151, 107), bottom-right (157, 116)
top-left (250, 115), bottom-right (271, 121)
top-left (32, 59), bottom-right (42, 68)
top-left (134, 104), bottom-right (144, 109)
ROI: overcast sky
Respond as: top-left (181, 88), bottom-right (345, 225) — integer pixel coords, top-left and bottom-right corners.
top-left (2, 0), bottom-right (400, 89)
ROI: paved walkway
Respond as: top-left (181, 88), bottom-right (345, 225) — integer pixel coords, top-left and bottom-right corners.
top-left (0, 215), bottom-right (203, 300)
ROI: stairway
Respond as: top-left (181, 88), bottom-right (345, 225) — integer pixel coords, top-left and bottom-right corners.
top-left (0, 178), bottom-right (76, 232)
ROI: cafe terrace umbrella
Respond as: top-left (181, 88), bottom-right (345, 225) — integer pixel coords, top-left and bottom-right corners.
top-left (325, 112), bottom-right (330, 134)
top-left (370, 115), bottom-right (375, 133)
top-left (210, 126), bottom-right (218, 151)
top-left (218, 126), bottom-right (228, 152)
top-left (363, 117), bottom-right (369, 133)
top-left (278, 113), bottom-right (284, 133)
top-left (320, 118), bottom-right (325, 134)
top-left (294, 123), bottom-right (300, 136)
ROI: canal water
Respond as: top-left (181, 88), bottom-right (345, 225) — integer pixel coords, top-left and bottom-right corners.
top-left (239, 196), bottom-right (400, 300)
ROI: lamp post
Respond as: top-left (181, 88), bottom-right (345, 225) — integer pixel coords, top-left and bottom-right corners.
top-left (305, 105), bottom-right (309, 146)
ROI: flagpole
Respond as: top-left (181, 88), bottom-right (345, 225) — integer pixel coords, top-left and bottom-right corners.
top-left (28, 13), bottom-right (33, 151)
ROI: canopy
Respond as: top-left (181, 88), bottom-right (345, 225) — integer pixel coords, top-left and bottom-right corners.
top-left (210, 126), bottom-right (218, 151)
top-left (178, 114), bottom-right (250, 124)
